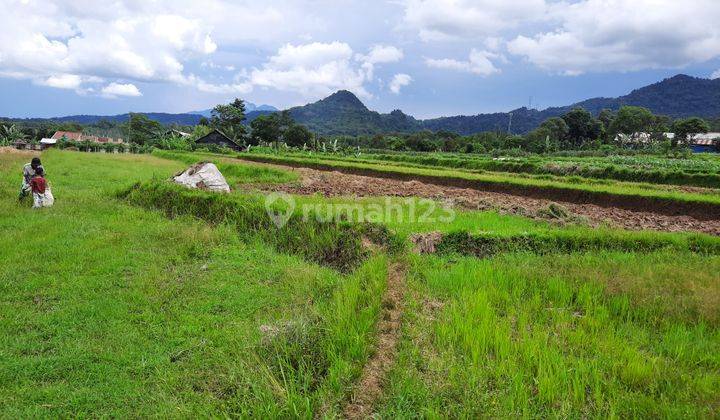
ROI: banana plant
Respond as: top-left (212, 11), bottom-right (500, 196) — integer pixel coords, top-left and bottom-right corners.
top-left (0, 124), bottom-right (27, 146)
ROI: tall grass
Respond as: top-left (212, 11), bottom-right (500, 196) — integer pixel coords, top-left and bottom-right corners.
top-left (379, 253), bottom-right (720, 417)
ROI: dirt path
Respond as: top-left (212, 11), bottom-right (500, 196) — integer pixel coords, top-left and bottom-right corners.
top-left (236, 159), bottom-right (720, 236)
top-left (343, 262), bottom-right (406, 419)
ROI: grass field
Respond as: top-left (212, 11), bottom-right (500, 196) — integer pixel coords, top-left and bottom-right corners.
top-left (1, 149), bottom-right (718, 417)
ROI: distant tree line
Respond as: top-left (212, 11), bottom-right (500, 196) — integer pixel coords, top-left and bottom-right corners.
top-left (3, 102), bottom-right (716, 155)
top-left (324, 106), bottom-right (715, 155)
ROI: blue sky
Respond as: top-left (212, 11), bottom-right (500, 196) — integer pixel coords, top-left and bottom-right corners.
top-left (1, 0), bottom-right (719, 119)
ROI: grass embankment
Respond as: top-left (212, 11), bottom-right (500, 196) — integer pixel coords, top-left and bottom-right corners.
top-left (0, 150), bottom-right (390, 417)
top-left (239, 153), bottom-right (720, 219)
top-left (433, 229), bottom-right (720, 258)
top-left (349, 152), bottom-right (720, 189)
top-left (120, 180), bottom-right (400, 272)
top-left (379, 252), bottom-right (720, 417)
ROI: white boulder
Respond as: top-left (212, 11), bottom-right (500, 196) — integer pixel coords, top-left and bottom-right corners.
top-left (173, 162), bottom-right (230, 193)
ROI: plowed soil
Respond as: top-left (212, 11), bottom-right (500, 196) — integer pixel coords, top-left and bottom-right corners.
top-left (236, 159), bottom-right (720, 236)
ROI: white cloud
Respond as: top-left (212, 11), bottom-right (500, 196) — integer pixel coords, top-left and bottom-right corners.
top-left (389, 73), bottom-right (412, 94)
top-left (246, 42), bottom-right (404, 99)
top-left (0, 0), bottom-right (320, 98)
top-left (401, 0), bottom-right (548, 41)
top-left (101, 82), bottom-right (142, 98)
top-left (247, 42), bottom-right (369, 98)
top-left (358, 45), bottom-right (404, 64)
top-left (425, 49), bottom-right (501, 76)
top-left (712, 69), bottom-right (720, 80)
top-left (508, 0), bottom-right (720, 75)
top-left (38, 74), bottom-right (82, 90)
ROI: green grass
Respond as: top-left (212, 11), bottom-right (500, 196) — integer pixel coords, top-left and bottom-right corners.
top-left (239, 153), bottom-right (720, 207)
top-left (1, 149), bottom-right (719, 417)
top-left (379, 252), bottom-right (720, 417)
top-left (289, 194), bottom-right (540, 235)
top-left (0, 150), bottom-right (385, 417)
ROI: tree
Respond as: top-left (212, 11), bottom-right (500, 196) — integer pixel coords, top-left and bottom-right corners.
top-left (524, 127), bottom-right (559, 154)
top-left (598, 109), bottom-right (616, 134)
top-left (126, 113), bottom-right (163, 145)
top-left (538, 117), bottom-right (569, 143)
top-left (284, 124), bottom-right (313, 147)
top-left (561, 108), bottom-right (602, 148)
top-left (0, 124), bottom-right (28, 145)
top-left (211, 98), bottom-right (247, 139)
top-left (274, 110), bottom-right (294, 134)
top-left (608, 106), bottom-right (656, 146)
top-left (671, 117), bottom-right (710, 147)
top-left (249, 114), bottom-right (282, 145)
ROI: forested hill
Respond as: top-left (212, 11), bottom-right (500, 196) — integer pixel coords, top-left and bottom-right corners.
top-left (7, 112), bottom-right (204, 126)
top-left (288, 74), bottom-right (720, 136)
top-left (286, 90), bottom-right (420, 136)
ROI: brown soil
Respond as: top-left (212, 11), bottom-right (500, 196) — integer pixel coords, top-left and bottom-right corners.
top-left (343, 262), bottom-right (406, 419)
top-left (241, 156), bottom-right (720, 222)
top-left (237, 159), bottom-right (720, 236)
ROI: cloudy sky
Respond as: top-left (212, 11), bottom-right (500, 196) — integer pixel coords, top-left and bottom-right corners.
top-left (1, 0), bottom-right (719, 118)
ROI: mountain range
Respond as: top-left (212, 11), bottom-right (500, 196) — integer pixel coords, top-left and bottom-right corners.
top-left (4, 74), bottom-right (719, 135)
top-left (283, 74), bottom-right (720, 136)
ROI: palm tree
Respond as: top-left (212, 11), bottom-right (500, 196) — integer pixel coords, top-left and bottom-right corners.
top-left (0, 124), bottom-right (28, 146)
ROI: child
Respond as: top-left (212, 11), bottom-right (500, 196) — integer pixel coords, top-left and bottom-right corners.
top-left (30, 167), bottom-right (52, 209)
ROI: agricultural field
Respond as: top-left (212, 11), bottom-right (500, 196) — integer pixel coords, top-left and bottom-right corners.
top-left (266, 149), bottom-right (720, 189)
top-left (1, 148), bottom-right (719, 417)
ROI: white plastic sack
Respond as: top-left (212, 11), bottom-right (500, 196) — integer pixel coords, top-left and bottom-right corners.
top-left (45, 185), bottom-right (55, 207)
top-left (173, 162), bottom-right (230, 193)
top-left (32, 185), bottom-right (54, 208)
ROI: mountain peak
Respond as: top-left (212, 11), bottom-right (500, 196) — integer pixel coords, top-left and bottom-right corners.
top-left (666, 74), bottom-right (696, 82)
top-left (320, 90), bottom-right (368, 110)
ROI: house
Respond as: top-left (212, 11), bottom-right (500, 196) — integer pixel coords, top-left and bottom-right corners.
top-left (194, 129), bottom-right (241, 151)
top-left (165, 129), bottom-right (192, 137)
top-left (51, 131), bottom-right (83, 141)
top-left (690, 133), bottom-right (720, 153)
top-left (615, 132), bottom-right (719, 153)
top-left (13, 140), bottom-right (31, 150)
top-left (39, 138), bottom-right (57, 150)
top-left (50, 131), bottom-right (126, 144)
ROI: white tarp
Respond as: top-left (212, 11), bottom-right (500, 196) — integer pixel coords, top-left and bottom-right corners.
top-left (173, 162), bottom-right (230, 193)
